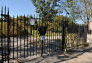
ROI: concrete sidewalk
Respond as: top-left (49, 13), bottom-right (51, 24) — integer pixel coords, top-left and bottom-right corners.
top-left (8, 44), bottom-right (92, 63)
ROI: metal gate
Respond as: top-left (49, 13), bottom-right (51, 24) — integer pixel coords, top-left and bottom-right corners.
top-left (0, 7), bottom-right (87, 63)
top-left (0, 7), bottom-right (64, 63)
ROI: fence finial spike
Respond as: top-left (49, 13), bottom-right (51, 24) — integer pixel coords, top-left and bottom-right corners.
top-left (24, 14), bottom-right (26, 17)
top-left (17, 14), bottom-right (18, 19)
top-left (13, 15), bottom-right (15, 21)
top-left (13, 15), bottom-right (15, 18)
top-left (1, 6), bottom-right (3, 15)
top-left (33, 14), bottom-right (35, 19)
top-left (4, 6), bottom-right (6, 14)
top-left (7, 8), bottom-right (9, 15)
top-left (30, 15), bottom-right (33, 19)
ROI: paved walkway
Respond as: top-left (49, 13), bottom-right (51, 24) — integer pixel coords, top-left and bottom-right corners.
top-left (61, 50), bottom-right (92, 63)
top-left (24, 44), bottom-right (92, 63)
top-left (61, 44), bottom-right (92, 63)
top-left (8, 43), bottom-right (92, 63)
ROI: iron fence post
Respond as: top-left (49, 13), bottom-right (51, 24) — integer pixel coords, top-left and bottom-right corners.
top-left (62, 21), bottom-right (68, 52)
top-left (62, 21), bottom-right (66, 51)
top-left (41, 39), bottom-right (44, 56)
top-left (7, 8), bottom-right (10, 63)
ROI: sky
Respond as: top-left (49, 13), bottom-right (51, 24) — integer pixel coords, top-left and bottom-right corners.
top-left (0, 0), bottom-right (83, 24)
top-left (0, 0), bottom-right (37, 17)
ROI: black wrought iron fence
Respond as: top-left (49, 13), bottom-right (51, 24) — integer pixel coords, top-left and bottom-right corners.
top-left (66, 23), bottom-right (88, 51)
top-left (0, 7), bottom-right (88, 63)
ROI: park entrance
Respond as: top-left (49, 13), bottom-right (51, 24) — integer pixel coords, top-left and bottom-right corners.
top-left (0, 7), bottom-right (87, 63)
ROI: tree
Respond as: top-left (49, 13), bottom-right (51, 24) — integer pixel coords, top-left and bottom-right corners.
top-left (58, 0), bottom-right (92, 24)
top-left (47, 15), bottom-right (72, 31)
top-left (59, 0), bottom-right (80, 22)
top-left (78, 0), bottom-right (92, 23)
top-left (31, 0), bottom-right (60, 22)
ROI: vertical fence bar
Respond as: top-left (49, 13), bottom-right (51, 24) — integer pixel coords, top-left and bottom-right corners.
top-left (19, 17), bottom-right (22, 58)
top-left (53, 20), bottom-right (55, 52)
top-left (53, 22), bottom-right (55, 52)
top-left (17, 15), bottom-right (18, 59)
top-left (57, 20), bottom-right (59, 51)
top-left (45, 22), bottom-right (48, 54)
top-left (34, 15), bottom-right (37, 55)
top-left (62, 21), bottom-right (66, 51)
top-left (32, 15), bottom-right (34, 55)
top-left (48, 21), bottom-right (50, 54)
top-left (24, 15), bottom-right (26, 58)
top-left (26, 16), bottom-right (29, 56)
top-left (7, 8), bottom-right (10, 63)
top-left (30, 17), bottom-right (32, 56)
top-left (41, 40), bottom-right (43, 56)
top-left (38, 17), bottom-right (40, 54)
top-left (37, 16), bottom-right (39, 55)
top-left (4, 6), bottom-right (7, 62)
top-left (54, 19), bottom-right (56, 52)
top-left (1, 6), bottom-right (4, 63)
top-left (30, 18), bottom-right (31, 56)
top-left (35, 16), bottom-right (37, 56)
top-left (33, 15), bottom-right (35, 55)
top-left (47, 21), bottom-right (49, 54)
top-left (51, 21), bottom-right (53, 53)
top-left (13, 16), bottom-right (15, 59)
top-left (49, 22), bottom-right (51, 53)
top-left (40, 17), bottom-right (42, 55)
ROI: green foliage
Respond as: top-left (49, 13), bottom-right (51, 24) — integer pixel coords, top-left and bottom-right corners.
top-left (31, 0), bottom-right (60, 22)
top-left (0, 16), bottom-right (32, 36)
top-left (29, 15), bottom-right (33, 19)
top-left (0, 22), bottom-right (8, 36)
top-left (66, 0), bottom-right (76, 8)
top-left (59, 0), bottom-right (80, 22)
top-left (66, 33), bottom-right (87, 49)
top-left (48, 15), bottom-right (73, 31)
top-left (35, 15), bottom-right (74, 32)
top-left (62, 0), bottom-right (92, 23)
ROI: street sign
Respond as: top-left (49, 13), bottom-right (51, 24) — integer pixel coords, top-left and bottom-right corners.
top-left (40, 36), bottom-right (45, 40)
